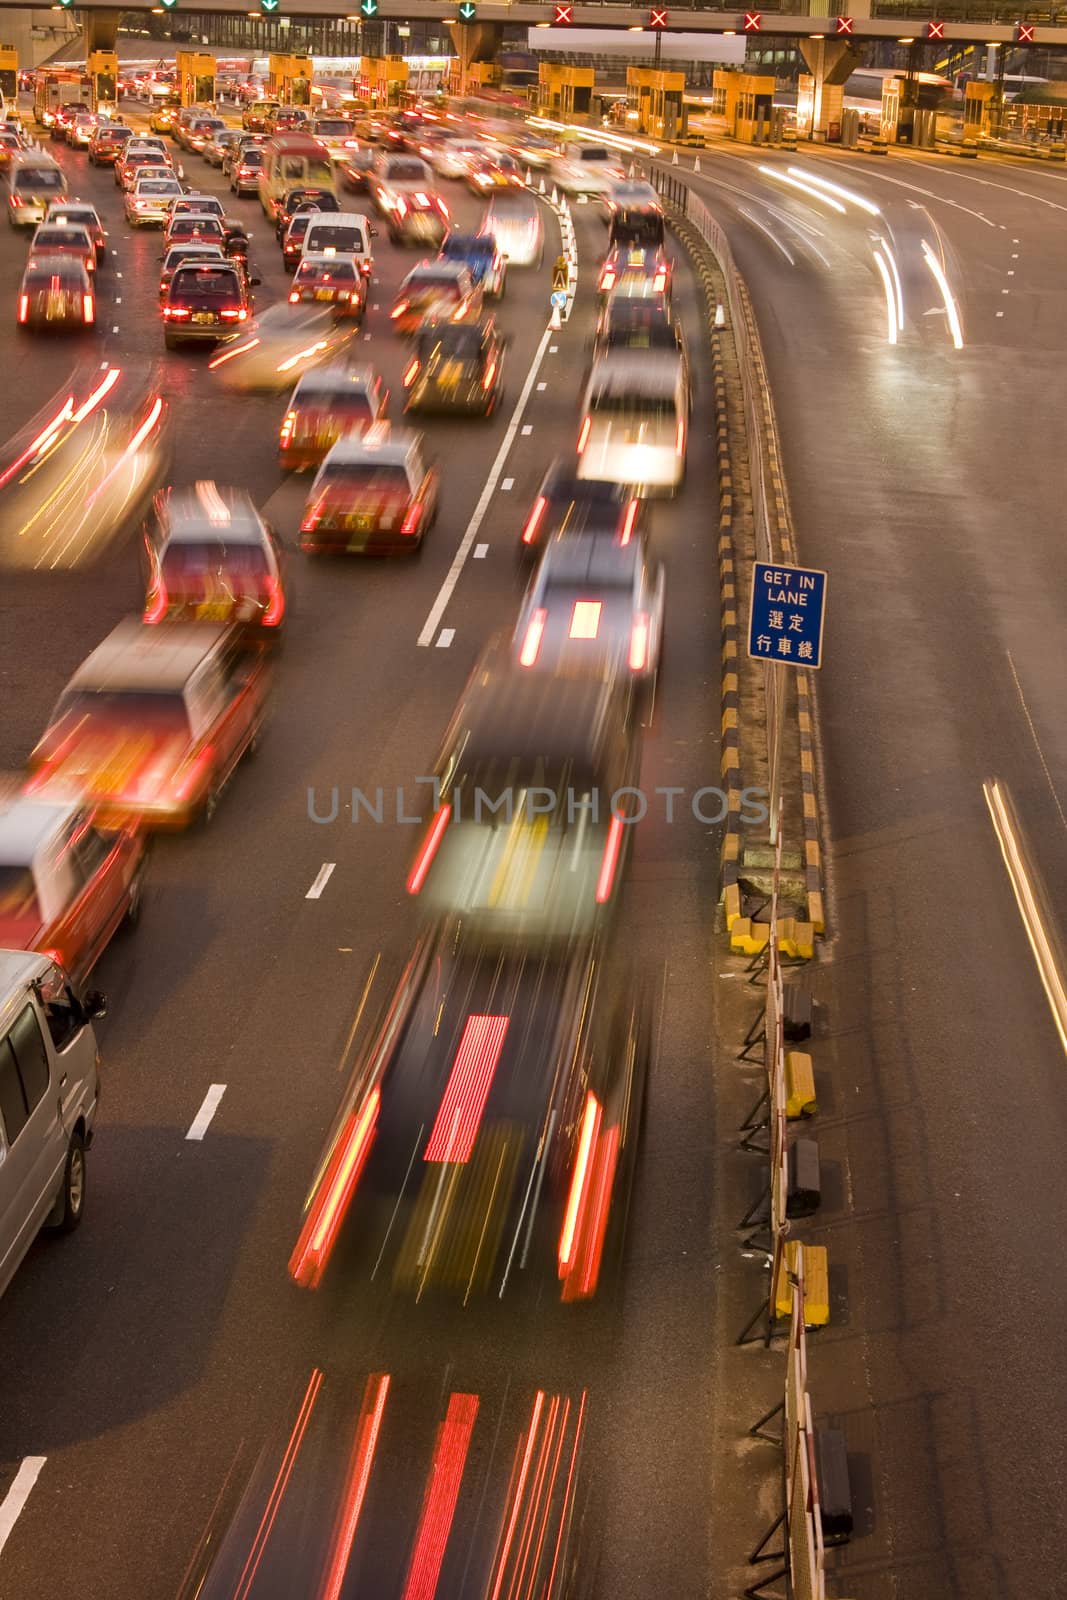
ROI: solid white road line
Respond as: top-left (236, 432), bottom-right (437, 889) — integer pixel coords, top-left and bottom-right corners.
top-left (417, 325), bottom-right (554, 647)
top-left (305, 861), bottom-right (336, 900)
top-left (0, 1458), bottom-right (46, 1556)
top-left (984, 779), bottom-right (1067, 1058)
top-left (186, 1084), bottom-right (227, 1142)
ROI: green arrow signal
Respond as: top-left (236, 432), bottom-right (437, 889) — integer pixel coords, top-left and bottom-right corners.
top-left (260, 0), bottom-right (280, 11)
top-left (360, 0), bottom-right (378, 14)
top-left (160, 0), bottom-right (178, 9)
top-left (458, 2), bottom-right (477, 18)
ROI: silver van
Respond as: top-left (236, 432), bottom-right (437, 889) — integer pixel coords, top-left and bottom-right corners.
top-left (577, 349), bottom-right (689, 496)
top-left (0, 950), bottom-right (104, 1297)
top-left (6, 153), bottom-right (67, 228)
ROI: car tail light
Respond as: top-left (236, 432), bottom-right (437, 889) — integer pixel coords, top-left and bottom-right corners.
top-left (482, 359), bottom-right (497, 391)
top-left (599, 267), bottom-right (616, 291)
top-left (620, 498), bottom-right (639, 546)
top-left (82, 294), bottom-right (94, 323)
top-left (403, 357), bottom-right (420, 387)
top-left (519, 608), bottom-right (547, 668)
top-left (163, 305), bottom-right (191, 319)
top-left (395, 197), bottom-right (407, 217)
top-left (559, 1091), bottom-right (601, 1272)
top-left (17, 293), bottom-right (28, 323)
top-left (675, 417), bottom-right (686, 455)
top-left (406, 803), bottom-right (451, 894)
top-left (577, 415), bottom-right (592, 454)
top-left (400, 502), bottom-right (423, 537)
top-left (220, 307), bottom-right (248, 320)
top-left (9, 193), bottom-right (22, 207)
top-left (280, 410), bottom-right (296, 445)
top-left (629, 612), bottom-right (649, 673)
top-left (143, 574), bottom-right (169, 623)
top-left (521, 495), bottom-right (549, 547)
top-left (262, 574), bottom-right (285, 626)
top-left (653, 268), bottom-right (667, 292)
top-left (595, 813), bottom-right (626, 904)
top-left (238, 166), bottom-right (252, 177)
top-left (391, 300), bottom-right (408, 320)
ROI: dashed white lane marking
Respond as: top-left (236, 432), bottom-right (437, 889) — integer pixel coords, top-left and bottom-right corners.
top-left (305, 861), bottom-right (336, 899)
top-left (116, 271), bottom-right (122, 278)
top-left (111, 325), bottom-right (119, 332)
top-left (521, 424), bottom-right (533, 436)
top-left (1011, 252), bottom-right (1019, 258)
top-left (474, 543), bottom-right (488, 558)
top-left (549, 344), bottom-right (558, 352)
top-left (1002, 288), bottom-right (1010, 294)
top-left (1007, 270), bottom-right (1015, 276)
top-left (115, 297), bottom-right (122, 303)
top-left (0, 1458), bottom-right (46, 1555)
top-left (996, 310), bottom-right (1005, 317)
top-left (436, 628), bottom-right (455, 647)
top-left (1013, 237), bottom-right (1020, 242)
top-left (501, 476), bottom-right (514, 490)
top-left (536, 381), bottom-right (547, 390)
top-left (186, 1084), bottom-right (227, 1142)
top-left (417, 325), bottom-right (554, 648)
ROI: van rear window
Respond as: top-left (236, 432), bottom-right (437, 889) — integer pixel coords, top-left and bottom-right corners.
top-left (591, 390), bottom-right (677, 420)
top-left (16, 169), bottom-right (63, 190)
top-left (170, 266), bottom-right (240, 296)
top-left (306, 225), bottom-right (364, 251)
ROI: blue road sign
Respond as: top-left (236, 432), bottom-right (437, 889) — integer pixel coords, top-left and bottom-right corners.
top-left (550, 289), bottom-right (567, 308)
top-left (748, 561), bottom-right (827, 669)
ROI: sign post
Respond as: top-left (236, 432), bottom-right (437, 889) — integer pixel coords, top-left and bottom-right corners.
top-left (747, 561), bottom-right (827, 846)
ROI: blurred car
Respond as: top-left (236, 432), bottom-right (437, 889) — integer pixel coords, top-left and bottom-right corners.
top-left (0, 131), bottom-right (22, 171)
top-left (287, 252), bottom-right (365, 317)
top-left (387, 188), bottom-right (449, 247)
top-left (340, 145), bottom-right (375, 193)
top-left (592, 295), bottom-right (687, 370)
top-left (479, 198), bottom-right (542, 267)
top-left (405, 637), bottom-right (641, 942)
top-left (466, 150), bottom-right (525, 196)
top-left (27, 619), bottom-right (269, 827)
top-left (403, 319), bottom-right (505, 418)
top-left (143, 483), bottom-right (285, 638)
top-left (597, 244), bottom-right (671, 306)
top-left (368, 152), bottom-right (434, 216)
top-left (17, 258), bottom-right (95, 332)
top-left (161, 260), bottom-right (255, 349)
top-left (281, 208), bottom-right (326, 271)
top-left (265, 105), bottom-right (309, 135)
top-left (278, 364), bottom-right (388, 472)
top-left (0, 794), bottom-right (144, 985)
top-left (437, 231), bottom-right (505, 299)
top-left (88, 123), bottom-right (133, 165)
top-left (509, 130), bottom-right (558, 169)
top-left (158, 241), bottom-right (227, 302)
top-left (67, 113), bottom-right (97, 150)
top-left (125, 174), bottom-right (184, 227)
top-left (161, 212), bottom-right (227, 253)
top-left (553, 141), bottom-right (625, 197)
top-left (208, 303), bottom-right (352, 393)
top-left (181, 115), bottom-right (226, 156)
top-left (427, 136), bottom-right (482, 179)
top-left (228, 145), bottom-right (264, 196)
top-left (148, 99), bottom-right (180, 135)
top-left (50, 104), bottom-right (82, 141)
top-left (28, 223), bottom-right (96, 275)
top-left (308, 115), bottom-right (358, 160)
top-left (602, 180), bottom-right (665, 247)
top-left (390, 261), bottom-right (482, 334)
top-left (242, 98), bottom-right (280, 132)
top-left (273, 185), bottom-right (339, 241)
top-left (300, 211), bottom-right (375, 276)
top-left (203, 128), bottom-right (241, 168)
top-left (514, 528), bottom-right (664, 682)
top-left (518, 457), bottom-right (642, 562)
top-left (44, 202), bottom-right (105, 259)
top-left (117, 153), bottom-right (172, 192)
top-left (578, 350), bottom-right (688, 496)
top-left (300, 423), bottom-right (438, 553)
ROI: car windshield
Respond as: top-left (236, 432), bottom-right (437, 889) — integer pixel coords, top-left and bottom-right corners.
top-left (314, 120), bottom-right (353, 136)
top-left (298, 260), bottom-right (357, 283)
top-left (299, 390), bottom-right (374, 418)
top-left (139, 181), bottom-right (180, 195)
top-left (177, 198), bottom-right (223, 214)
top-left (171, 266), bottom-right (240, 296)
top-left (50, 212), bottom-right (96, 227)
top-left (445, 237), bottom-right (492, 260)
top-left (24, 263), bottom-right (83, 287)
top-left (161, 541), bottom-right (268, 582)
top-left (320, 463), bottom-right (410, 493)
top-left (0, 867), bottom-right (39, 923)
top-left (171, 219), bottom-right (225, 239)
top-left (15, 169), bottom-right (63, 190)
top-left (591, 390), bottom-right (677, 420)
top-left (165, 247), bottom-right (223, 269)
top-left (55, 690), bottom-right (191, 735)
top-left (419, 326), bottom-right (483, 360)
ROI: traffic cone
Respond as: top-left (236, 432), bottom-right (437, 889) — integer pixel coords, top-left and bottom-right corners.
top-left (715, 303), bottom-right (725, 327)
top-left (539, 174), bottom-right (546, 193)
top-left (671, 149), bottom-right (678, 166)
top-left (551, 185), bottom-right (558, 204)
top-left (694, 156), bottom-right (701, 172)
top-left (526, 168), bottom-right (533, 185)
top-left (550, 299), bottom-right (562, 330)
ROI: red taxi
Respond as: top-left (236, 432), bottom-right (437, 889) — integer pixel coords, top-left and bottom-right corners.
top-left (143, 483), bottom-right (285, 639)
top-left (287, 253), bottom-right (365, 319)
top-left (279, 365), bottom-right (387, 472)
top-left (300, 424), bottom-right (438, 554)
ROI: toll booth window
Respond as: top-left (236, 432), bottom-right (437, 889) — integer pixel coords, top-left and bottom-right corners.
top-left (97, 73), bottom-right (116, 101)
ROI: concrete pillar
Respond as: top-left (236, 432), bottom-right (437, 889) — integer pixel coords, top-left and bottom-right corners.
top-left (444, 20), bottom-right (502, 77)
top-left (0, 12), bottom-right (76, 70)
top-left (85, 9), bottom-right (121, 54)
top-left (797, 38), bottom-right (857, 139)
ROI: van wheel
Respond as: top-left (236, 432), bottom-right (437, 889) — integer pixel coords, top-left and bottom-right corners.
top-left (124, 868), bottom-right (145, 927)
top-left (47, 1133), bottom-right (86, 1234)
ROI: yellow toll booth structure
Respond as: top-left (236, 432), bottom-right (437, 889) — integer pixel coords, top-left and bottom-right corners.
top-left (269, 53), bottom-right (313, 106)
top-left (538, 62), bottom-right (594, 119)
top-left (176, 50), bottom-right (216, 108)
top-left (87, 50), bottom-right (119, 113)
top-left (713, 68), bottom-right (775, 144)
top-left (448, 60), bottom-right (501, 97)
top-left (963, 78), bottom-right (995, 138)
top-left (356, 56), bottom-right (408, 110)
top-left (626, 66), bottom-right (685, 139)
top-left (0, 46), bottom-right (18, 102)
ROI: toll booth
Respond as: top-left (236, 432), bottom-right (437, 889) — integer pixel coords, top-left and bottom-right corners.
top-left (176, 50), bottom-right (216, 108)
top-left (713, 69), bottom-right (775, 144)
top-left (0, 46), bottom-right (17, 102)
top-left (269, 53), bottom-right (313, 106)
top-left (448, 60), bottom-right (501, 96)
top-left (626, 66), bottom-right (685, 139)
top-left (87, 50), bottom-right (119, 114)
top-left (963, 78), bottom-right (994, 138)
top-left (355, 56), bottom-right (408, 110)
top-left (538, 62), bottom-right (594, 118)
top-left (796, 74), bottom-right (844, 141)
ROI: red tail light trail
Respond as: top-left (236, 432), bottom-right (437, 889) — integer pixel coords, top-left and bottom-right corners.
top-left (629, 612), bottom-right (649, 673)
top-left (595, 813), bottom-right (626, 904)
top-left (424, 1013), bottom-right (510, 1164)
top-left (319, 1373), bottom-right (391, 1600)
top-left (406, 803), bottom-right (451, 894)
top-left (288, 1089), bottom-right (381, 1289)
top-left (521, 495), bottom-right (547, 545)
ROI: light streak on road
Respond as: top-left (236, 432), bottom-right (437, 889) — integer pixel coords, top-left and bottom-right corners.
top-left (921, 238), bottom-right (964, 348)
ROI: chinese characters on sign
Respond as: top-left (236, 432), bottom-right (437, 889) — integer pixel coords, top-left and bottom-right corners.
top-left (747, 562), bottom-right (827, 669)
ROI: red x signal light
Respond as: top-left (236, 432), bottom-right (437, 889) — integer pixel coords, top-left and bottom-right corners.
top-left (650, 5), bottom-right (667, 26)
top-left (1016, 20), bottom-right (1035, 41)
top-left (836, 13), bottom-right (853, 32)
top-left (926, 18), bottom-right (944, 38)
top-left (553, 2), bottom-right (573, 20)
top-left (743, 10), bottom-right (761, 29)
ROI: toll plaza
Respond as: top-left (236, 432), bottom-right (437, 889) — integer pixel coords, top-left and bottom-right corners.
top-left (269, 52), bottom-right (312, 105)
top-left (355, 55), bottom-right (407, 109)
top-left (175, 50), bottom-right (216, 108)
top-left (0, 47), bottom-right (17, 102)
top-left (626, 66), bottom-right (685, 139)
top-left (712, 69), bottom-right (776, 144)
top-left (448, 60), bottom-right (501, 97)
top-left (87, 50), bottom-right (118, 113)
top-left (537, 62), bottom-right (594, 119)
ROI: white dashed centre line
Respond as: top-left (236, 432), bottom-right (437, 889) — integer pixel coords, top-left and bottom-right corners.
top-left (0, 1458), bottom-right (46, 1555)
top-left (549, 344), bottom-right (558, 352)
top-left (521, 424), bottom-right (533, 436)
top-left (111, 325), bottom-right (119, 333)
top-left (436, 628), bottom-right (455, 648)
top-left (305, 861), bottom-right (336, 899)
top-left (501, 477), bottom-right (514, 491)
top-left (536, 381), bottom-right (547, 391)
top-left (474, 543), bottom-right (488, 558)
top-left (186, 1085), bottom-right (227, 1142)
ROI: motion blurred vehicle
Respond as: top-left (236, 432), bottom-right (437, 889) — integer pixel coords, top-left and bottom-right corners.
top-left (427, 136), bottom-right (482, 178)
top-left (403, 320), bottom-right (505, 417)
top-left (592, 295), bottom-right (687, 373)
top-left (88, 122), bottom-right (132, 164)
top-left (265, 104), bottom-right (309, 135)
top-left (179, 115), bottom-right (226, 155)
top-left (390, 261), bottom-right (482, 334)
top-left (0, 793), bottom-right (144, 984)
top-left (203, 128), bottom-right (241, 168)
top-left (242, 97), bottom-right (280, 132)
top-left (479, 197), bottom-right (542, 267)
top-left (340, 145), bottom-right (375, 193)
top-left (273, 185), bottom-right (339, 240)
top-left (27, 618), bottom-right (270, 827)
top-left (518, 457), bottom-right (642, 562)
top-left (45, 202), bottom-right (105, 259)
top-left (288, 928), bottom-right (649, 1305)
top-left (308, 115), bottom-right (358, 159)
top-left (278, 364), bottom-right (388, 472)
top-left (387, 188), bottom-right (449, 247)
top-left (148, 99), bottom-right (180, 134)
top-left (578, 351), bottom-right (688, 496)
top-left (158, 242), bottom-right (227, 301)
top-left (0, 132), bottom-right (21, 173)
top-left (302, 210), bottom-right (375, 273)
top-left (28, 223), bottom-right (96, 275)
top-left (229, 145), bottom-right (264, 196)
top-left (603, 180), bottom-right (665, 248)
top-left (176, 1367), bottom-right (602, 1598)
top-left (208, 303), bottom-right (352, 393)
top-left (514, 528), bottom-right (664, 682)
top-left (300, 423), bottom-right (438, 553)
top-left (406, 637), bottom-right (641, 942)
top-left (368, 152), bottom-right (434, 216)
top-left (161, 213), bottom-right (227, 253)
top-left (67, 113), bottom-right (96, 150)
top-left (438, 232), bottom-right (506, 298)
top-left (143, 483), bottom-right (285, 639)
top-left (466, 150), bottom-right (525, 195)
top-left (287, 253), bottom-right (366, 318)
top-left (598, 244), bottom-right (671, 307)
top-left (509, 129), bottom-right (558, 169)
top-left (223, 132), bottom-right (266, 179)
top-left (259, 135), bottom-right (337, 220)
top-left (554, 140), bottom-right (625, 197)
top-left (50, 104), bottom-right (82, 141)
top-left (161, 260), bottom-right (255, 349)
top-left (6, 156), bottom-right (65, 227)
top-left (17, 258), bottom-right (94, 332)
top-left (125, 174), bottom-right (184, 227)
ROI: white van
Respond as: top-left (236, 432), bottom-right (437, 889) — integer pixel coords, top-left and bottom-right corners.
top-left (300, 211), bottom-right (375, 278)
top-left (554, 141), bottom-right (625, 197)
top-left (0, 950), bottom-right (104, 1298)
top-left (6, 154), bottom-right (66, 227)
top-left (577, 350), bottom-right (689, 496)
